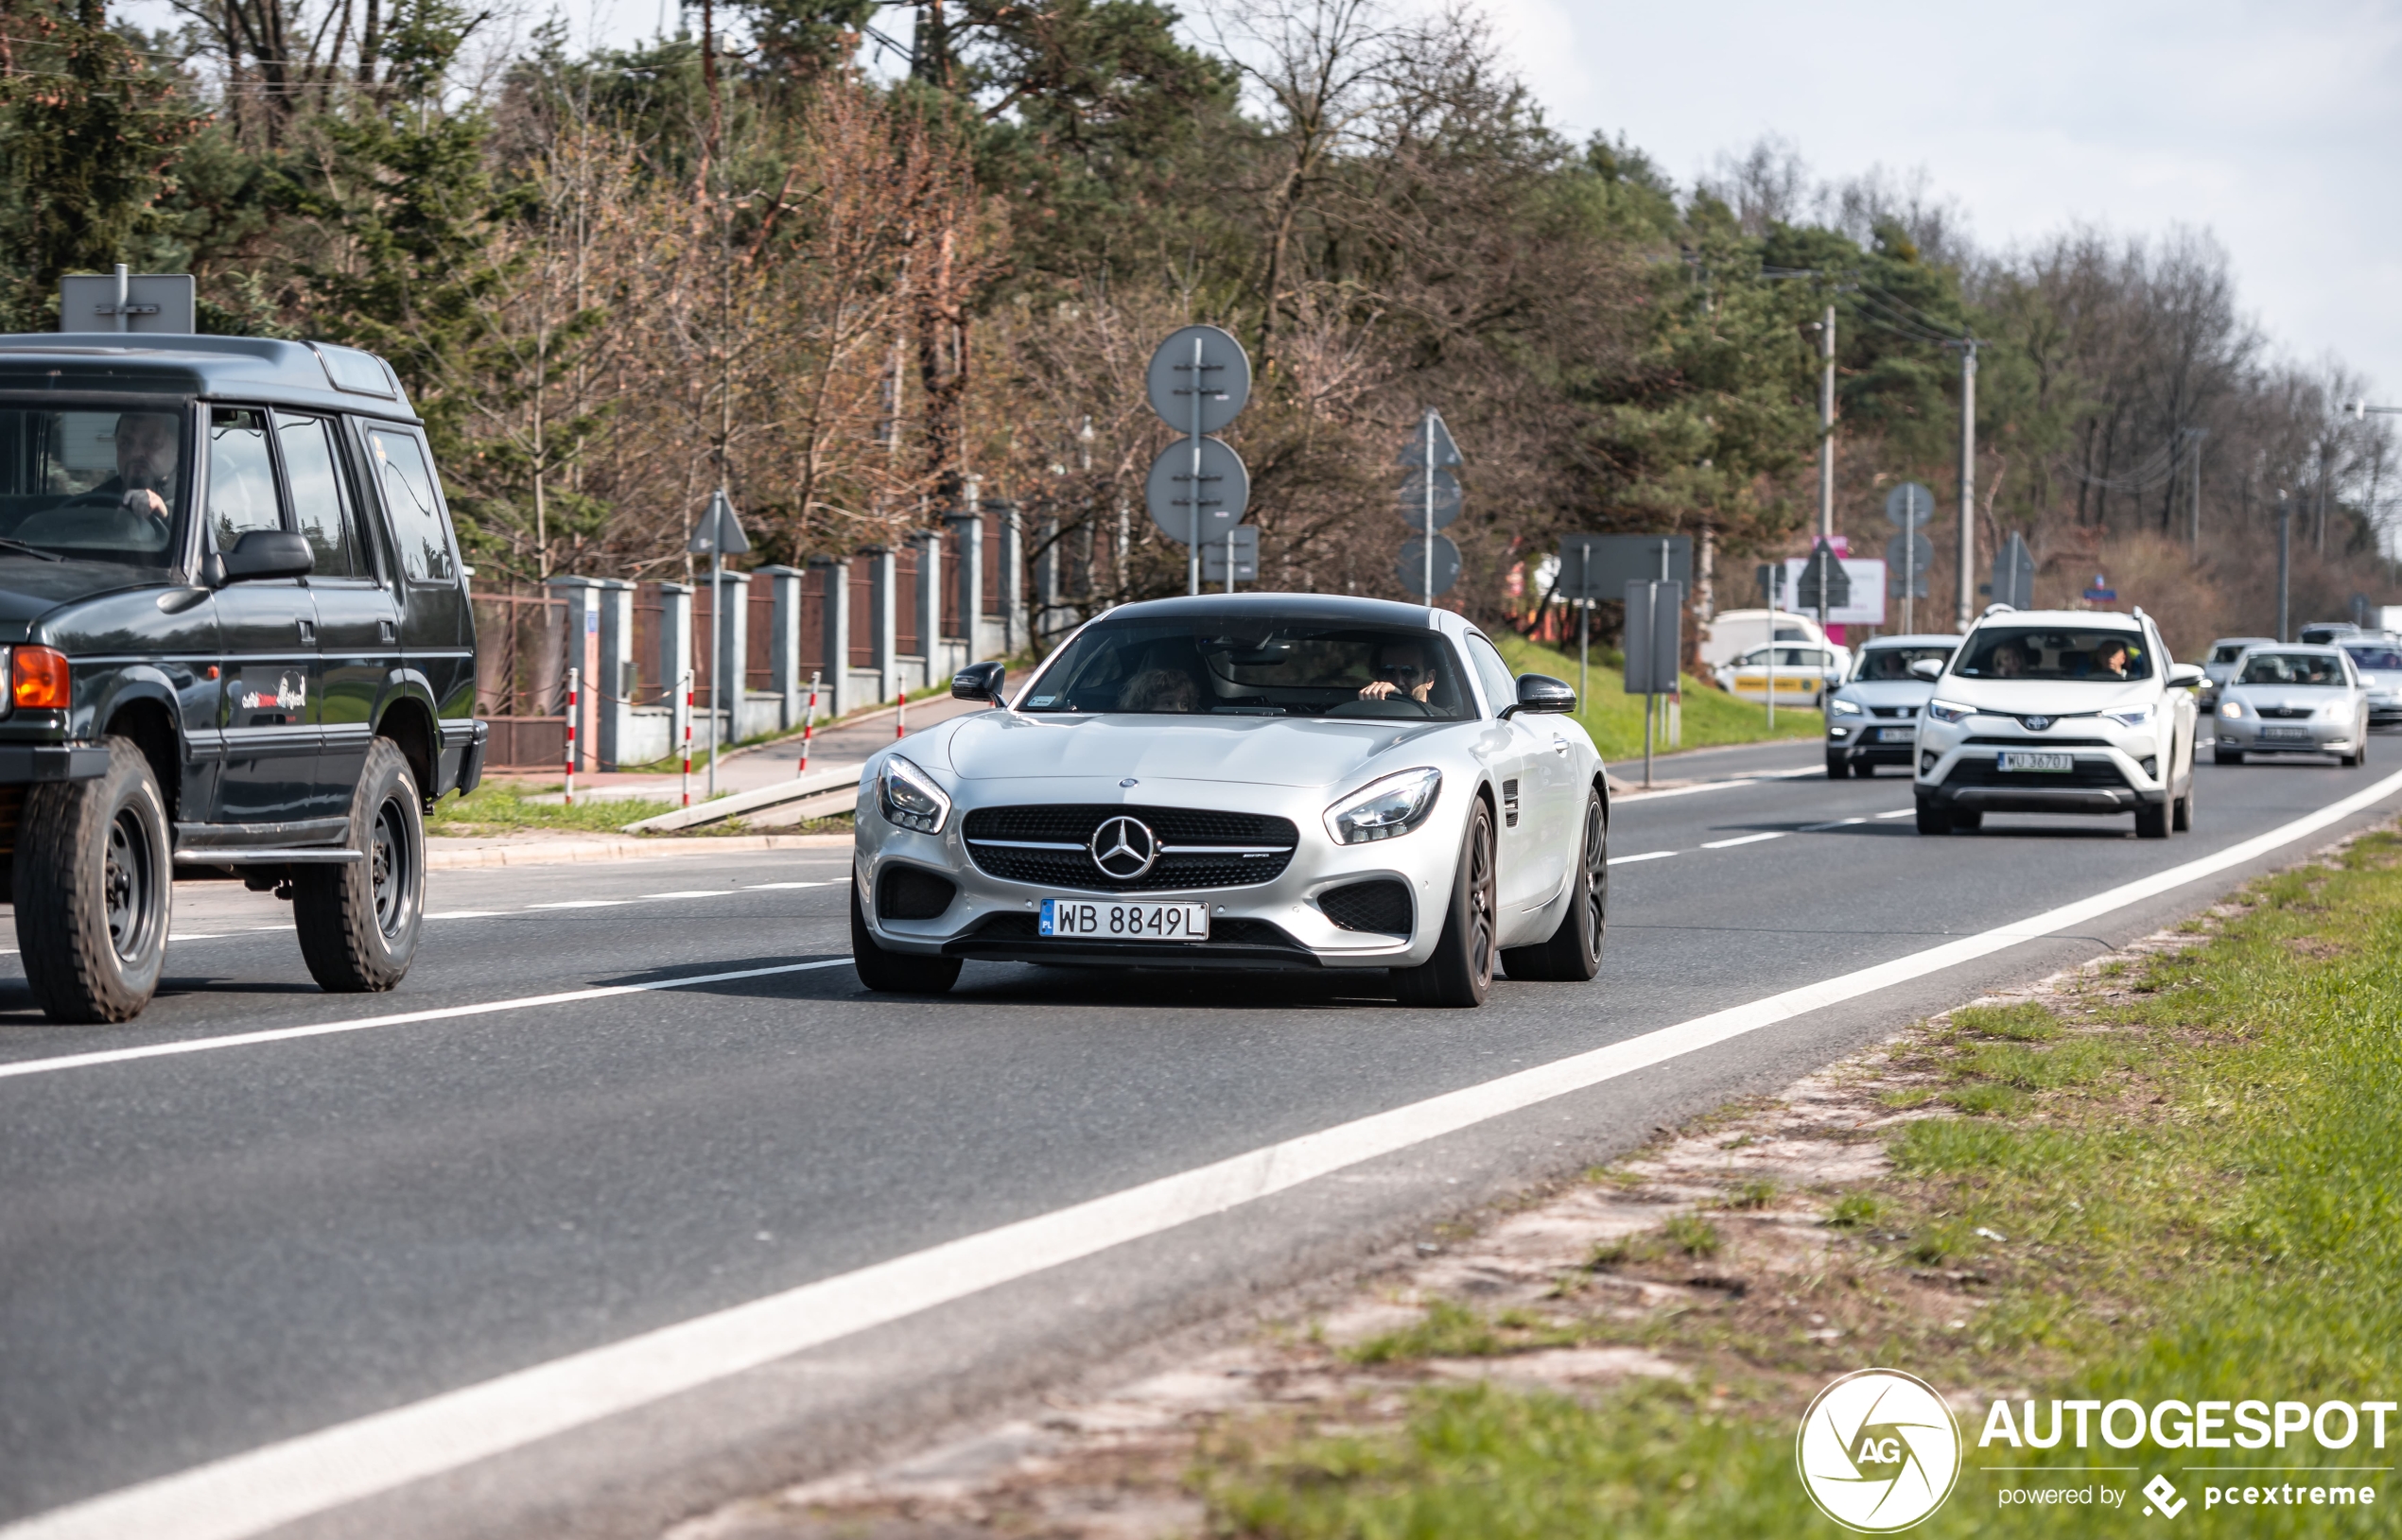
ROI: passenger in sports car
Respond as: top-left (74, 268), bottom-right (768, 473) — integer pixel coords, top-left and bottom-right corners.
top-left (1358, 639), bottom-right (1436, 702)
top-left (1117, 667), bottom-right (1200, 712)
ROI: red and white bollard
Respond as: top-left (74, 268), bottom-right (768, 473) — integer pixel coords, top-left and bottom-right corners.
top-left (896, 688), bottom-right (908, 739)
top-left (797, 670), bottom-right (821, 773)
top-left (680, 669), bottom-right (694, 809)
top-left (563, 666), bottom-right (578, 807)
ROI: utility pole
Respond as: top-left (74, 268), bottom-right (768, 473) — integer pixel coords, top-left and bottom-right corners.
top-left (1953, 341), bottom-right (1979, 632)
top-left (2185, 428), bottom-right (2206, 549)
top-left (2277, 488), bottom-right (2291, 642)
top-left (1818, 304), bottom-right (1836, 542)
top-left (2318, 438), bottom-right (2332, 556)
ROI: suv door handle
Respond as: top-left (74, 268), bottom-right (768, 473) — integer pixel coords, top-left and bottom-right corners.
top-left (379, 618), bottom-right (396, 643)
top-left (297, 618), bottom-right (316, 644)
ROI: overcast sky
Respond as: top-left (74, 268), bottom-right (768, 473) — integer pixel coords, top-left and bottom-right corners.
top-left (1481, 0), bottom-right (2402, 402)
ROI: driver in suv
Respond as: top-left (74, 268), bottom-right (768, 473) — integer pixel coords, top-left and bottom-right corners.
top-left (1912, 608), bottom-right (2202, 839)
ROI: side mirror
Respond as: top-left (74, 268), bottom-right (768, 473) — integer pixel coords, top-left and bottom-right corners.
top-left (952, 660), bottom-right (1006, 704)
top-left (218, 529), bottom-right (314, 583)
top-left (2167, 663), bottom-right (2204, 688)
top-left (1507, 673), bottom-right (1576, 717)
top-left (1908, 657), bottom-right (1944, 682)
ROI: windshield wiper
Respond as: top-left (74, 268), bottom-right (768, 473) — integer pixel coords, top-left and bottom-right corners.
top-left (0, 538), bottom-right (66, 562)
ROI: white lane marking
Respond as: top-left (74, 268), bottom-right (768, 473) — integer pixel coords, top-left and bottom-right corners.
top-left (426, 910), bottom-right (504, 920)
top-left (1605, 850), bottom-right (1677, 866)
top-left (1699, 831), bottom-right (1785, 849)
top-left (529, 900), bottom-right (634, 910)
top-left (748, 881), bottom-right (838, 891)
top-left (645, 891), bottom-right (725, 900)
top-left (1614, 767), bottom-right (1820, 803)
top-left (1875, 808), bottom-right (1918, 819)
top-left (1797, 816), bottom-right (1871, 833)
top-left (0, 960), bottom-right (856, 1084)
top-left (17, 775), bottom-right (2399, 1540)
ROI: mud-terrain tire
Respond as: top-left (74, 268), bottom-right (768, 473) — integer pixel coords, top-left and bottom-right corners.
top-left (293, 737), bottom-right (425, 992)
top-left (1395, 799), bottom-right (1496, 1008)
top-left (15, 738), bottom-right (172, 1023)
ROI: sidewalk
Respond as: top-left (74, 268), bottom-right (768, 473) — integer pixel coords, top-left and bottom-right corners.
top-left (497, 691), bottom-right (993, 804)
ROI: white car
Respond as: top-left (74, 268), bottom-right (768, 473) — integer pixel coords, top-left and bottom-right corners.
top-left (1822, 635), bottom-right (1959, 778)
top-left (2338, 637), bottom-right (2402, 729)
top-left (849, 595), bottom-right (1609, 1008)
top-left (1713, 640), bottom-right (1848, 706)
top-left (2213, 645), bottom-right (2370, 765)
top-left (1911, 609), bottom-right (2202, 838)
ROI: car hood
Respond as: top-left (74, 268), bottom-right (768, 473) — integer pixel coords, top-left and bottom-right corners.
top-left (0, 557), bottom-right (160, 640)
top-left (933, 711), bottom-right (1453, 788)
top-left (1929, 677), bottom-right (2156, 716)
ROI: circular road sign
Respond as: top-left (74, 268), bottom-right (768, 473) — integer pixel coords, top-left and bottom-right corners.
top-left (1886, 530), bottom-right (1933, 575)
top-left (1398, 534), bottom-right (1462, 599)
top-left (1397, 466), bottom-right (1462, 530)
top-left (1884, 481), bottom-right (1935, 528)
top-left (1145, 437), bottom-right (1249, 546)
top-left (1146, 325), bottom-right (1252, 436)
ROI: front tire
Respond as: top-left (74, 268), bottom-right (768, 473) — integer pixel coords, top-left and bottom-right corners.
top-left (1502, 788), bottom-right (1606, 982)
top-left (1915, 802), bottom-right (1948, 835)
top-left (850, 881), bottom-right (963, 994)
top-left (14, 738), bottom-right (171, 1023)
top-left (1396, 799), bottom-right (1496, 1008)
top-left (1825, 753), bottom-right (1851, 780)
top-left (2134, 799), bottom-right (2171, 839)
top-left (2172, 778), bottom-right (2195, 832)
top-left (2215, 748), bottom-right (2243, 766)
top-left (294, 737), bottom-right (426, 992)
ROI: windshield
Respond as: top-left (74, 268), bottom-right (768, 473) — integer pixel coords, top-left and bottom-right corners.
top-left (2238, 652), bottom-right (2346, 686)
top-left (2343, 644), bottom-right (2402, 671)
top-left (1740, 647), bottom-right (1834, 667)
top-left (1855, 645), bottom-right (1955, 682)
top-left (1021, 615), bottom-right (1474, 720)
top-left (1955, 627), bottom-right (2151, 682)
top-left (2209, 642), bottom-right (2260, 665)
top-left (0, 405), bottom-right (185, 566)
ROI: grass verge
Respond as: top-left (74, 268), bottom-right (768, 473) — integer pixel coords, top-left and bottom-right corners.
top-left (1494, 631), bottom-right (1821, 761)
top-left (1196, 831), bottom-right (2402, 1536)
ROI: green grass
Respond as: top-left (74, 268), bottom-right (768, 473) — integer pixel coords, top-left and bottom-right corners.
top-left (426, 780), bottom-right (688, 835)
top-left (1198, 833), bottom-right (2402, 1538)
top-left (1493, 631), bottom-right (1821, 761)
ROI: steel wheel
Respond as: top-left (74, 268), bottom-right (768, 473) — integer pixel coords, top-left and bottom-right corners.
top-left (104, 807), bottom-right (163, 963)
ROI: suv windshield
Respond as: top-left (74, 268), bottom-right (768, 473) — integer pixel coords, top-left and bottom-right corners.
top-left (1023, 616), bottom-right (1473, 719)
top-left (1955, 627), bottom-right (2152, 682)
top-left (1855, 645), bottom-right (1955, 681)
top-left (2238, 652), bottom-right (2346, 686)
top-left (0, 405), bottom-right (184, 566)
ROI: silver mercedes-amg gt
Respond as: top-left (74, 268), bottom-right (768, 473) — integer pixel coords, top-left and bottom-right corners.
top-left (849, 595), bottom-right (1609, 1007)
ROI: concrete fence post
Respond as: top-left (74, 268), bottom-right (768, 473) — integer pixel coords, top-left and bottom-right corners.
top-left (543, 576), bottom-right (603, 772)
top-left (867, 545), bottom-right (898, 703)
top-left (812, 555), bottom-right (852, 717)
top-left (757, 563), bottom-right (807, 730)
top-left (948, 511), bottom-right (984, 663)
top-left (713, 567), bottom-right (751, 744)
top-left (593, 579), bottom-right (635, 769)
top-left (913, 528), bottom-right (946, 689)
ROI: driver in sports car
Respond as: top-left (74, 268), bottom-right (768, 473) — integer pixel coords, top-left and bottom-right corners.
top-left (1357, 638), bottom-right (1437, 703)
top-left (95, 410), bottom-right (178, 518)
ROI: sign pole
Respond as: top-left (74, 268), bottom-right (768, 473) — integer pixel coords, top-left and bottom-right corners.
top-left (1577, 546), bottom-right (1589, 705)
top-left (1765, 567), bottom-right (1775, 729)
top-left (1423, 409), bottom-right (1436, 622)
top-left (1643, 582), bottom-right (1656, 789)
top-left (1188, 334), bottom-right (1203, 597)
top-left (708, 543), bottom-right (722, 798)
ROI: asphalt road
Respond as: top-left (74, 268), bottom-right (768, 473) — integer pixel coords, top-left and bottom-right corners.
top-left (3, 741), bottom-right (2398, 1539)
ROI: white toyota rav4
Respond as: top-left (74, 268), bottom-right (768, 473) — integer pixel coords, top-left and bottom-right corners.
top-left (1911, 608), bottom-right (2202, 839)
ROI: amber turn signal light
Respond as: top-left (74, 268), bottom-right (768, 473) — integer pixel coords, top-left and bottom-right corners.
top-left (12, 646), bottom-right (71, 711)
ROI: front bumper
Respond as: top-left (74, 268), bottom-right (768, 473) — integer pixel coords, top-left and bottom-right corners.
top-left (1826, 718), bottom-right (1917, 766)
top-left (853, 775), bottom-right (1467, 970)
top-left (1914, 725), bottom-right (2170, 816)
top-left (2213, 717), bottom-right (2358, 753)
top-left (0, 743), bottom-right (111, 784)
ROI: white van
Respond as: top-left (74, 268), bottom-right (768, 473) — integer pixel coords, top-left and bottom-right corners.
top-left (1698, 608), bottom-right (1831, 670)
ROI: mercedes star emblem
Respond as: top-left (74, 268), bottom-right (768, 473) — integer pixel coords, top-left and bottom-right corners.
top-left (1089, 815), bottom-right (1159, 879)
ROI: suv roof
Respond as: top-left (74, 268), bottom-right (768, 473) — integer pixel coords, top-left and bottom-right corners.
top-left (1972, 608), bottom-right (2141, 632)
top-left (0, 334), bottom-right (417, 422)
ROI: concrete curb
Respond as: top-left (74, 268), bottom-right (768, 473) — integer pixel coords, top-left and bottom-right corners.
top-left (427, 833), bottom-right (851, 870)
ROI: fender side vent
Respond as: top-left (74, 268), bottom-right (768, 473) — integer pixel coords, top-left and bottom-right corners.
top-left (878, 865), bottom-right (957, 920)
top-left (1320, 878), bottom-right (1413, 935)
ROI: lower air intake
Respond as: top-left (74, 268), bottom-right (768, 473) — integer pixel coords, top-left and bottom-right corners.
top-left (878, 865), bottom-right (957, 920)
top-left (1319, 878), bottom-right (1413, 935)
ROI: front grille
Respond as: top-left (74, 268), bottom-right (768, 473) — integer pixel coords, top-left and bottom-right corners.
top-left (878, 865), bottom-right (957, 920)
top-left (1946, 755), bottom-right (2130, 789)
top-left (2255, 705), bottom-right (2316, 719)
top-left (1319, 878), bottom-right (1413, 935)
top-left (963, 805), bottom-right (1298, 892)
top-left (1964, 735), bottom-right (2111, 748)
top-left (1869, 705), bottom-right (1919, 718)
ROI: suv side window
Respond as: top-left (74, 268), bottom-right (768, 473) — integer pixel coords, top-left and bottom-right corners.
top-left (1465, 632), bottom-right (1517, 717)
top-left (275, 413), bottom-right (359, 579)
top-left (207, 408), bottom-right (282, 547)
top-left (361, 424), bottom-right (454, 582)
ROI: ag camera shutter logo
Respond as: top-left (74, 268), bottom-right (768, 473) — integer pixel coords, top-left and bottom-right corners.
top-left (1797, 1369), bottom-right (1963, 1531)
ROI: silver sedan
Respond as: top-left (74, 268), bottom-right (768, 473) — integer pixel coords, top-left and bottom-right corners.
top-left (849, 595), bottom-right (1610, 1008)
top-left (2212, 645), bottom-right (2371, 766)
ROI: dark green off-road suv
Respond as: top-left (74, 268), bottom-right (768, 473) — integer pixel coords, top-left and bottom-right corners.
top-left (0, 333), bottom-right (485, 1022)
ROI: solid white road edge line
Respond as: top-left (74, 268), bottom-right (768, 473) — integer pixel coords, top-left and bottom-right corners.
top-left (1604, 850), bottom-right (1677, 866)
top-left (1613, 766), bottom-right (1821, 802)
top-left (1699, 831), bottom-right (1785, 849)
top-left (10, 769), bottom-right (2401, 1540)
top-left (0, 960), bottom-right (856, 1084)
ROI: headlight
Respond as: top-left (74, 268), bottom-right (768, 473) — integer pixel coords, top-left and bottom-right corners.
top-left (2322, 700), bottom-right (2353, 722)
top-left (2103, 704), bottom-right (2153, 728)
top-left (1325, 767), bottom-right (1442, 845)
top-left (1924, 699), bottom-right (1973, 724)
top-left (877, 754), bottom-right (952, 833)
top-left (1828, 697), bottom-right (1863, 716)
top-left (2219, 700), bottom-right (2244, 718)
